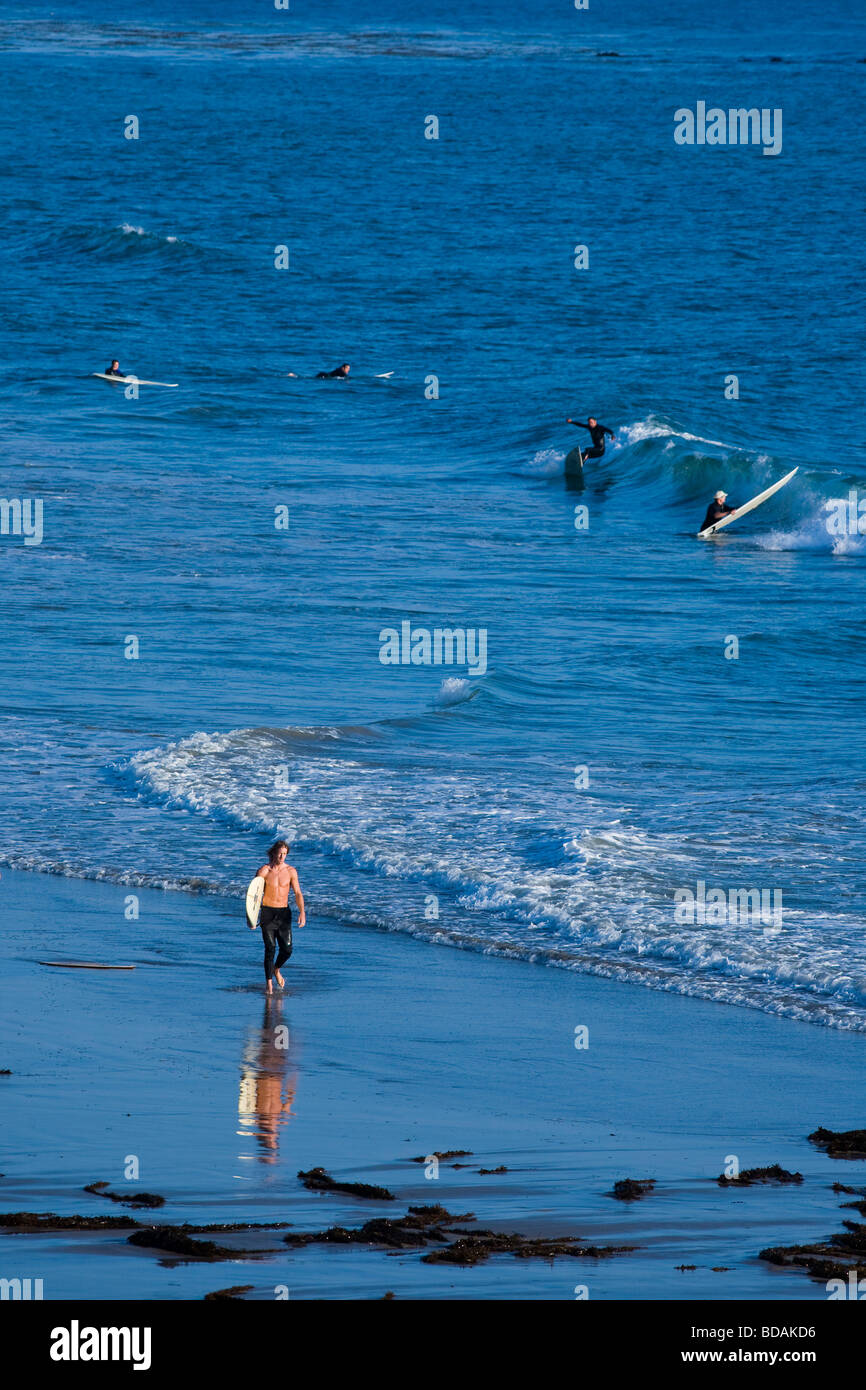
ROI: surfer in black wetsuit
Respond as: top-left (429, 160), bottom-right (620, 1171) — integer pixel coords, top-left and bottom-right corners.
top-left (254, 840), bottom-right (306, 995)
top-left (315, 363), bottom-right (351, 379)
top-left (700, 490), bottom-right (737, 531)
top-left (566, 416), bottom-right (616, 460)
top-left (106, 360), bottom-right (124, 377)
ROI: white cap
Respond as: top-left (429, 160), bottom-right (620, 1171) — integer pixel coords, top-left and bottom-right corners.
top-left (715, 490), bottom-right (727, 500)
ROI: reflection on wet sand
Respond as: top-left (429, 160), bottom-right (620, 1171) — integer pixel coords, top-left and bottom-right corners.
top-left (237, 995), bottom-right (298, 1162)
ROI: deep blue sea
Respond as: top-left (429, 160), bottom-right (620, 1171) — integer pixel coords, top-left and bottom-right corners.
top-left (2, 0), bottom-right (865, 1027)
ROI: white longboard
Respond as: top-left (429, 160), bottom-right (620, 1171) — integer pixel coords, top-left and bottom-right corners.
top-left (92, 373), bottom-right (178, 387)
top-left (39, 961), bottom-right (135, 970)
top-left (698, 467), bottom-right (798, 538)
top-left (245, 876), bottom-right (265, 930)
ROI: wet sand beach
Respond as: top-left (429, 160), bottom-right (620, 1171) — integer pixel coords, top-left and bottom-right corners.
top-left (1, 869), bottom-right (863, 1301)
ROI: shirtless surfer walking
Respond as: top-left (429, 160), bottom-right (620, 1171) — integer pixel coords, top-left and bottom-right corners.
top-left (253, 840), bottom-right (306, 994)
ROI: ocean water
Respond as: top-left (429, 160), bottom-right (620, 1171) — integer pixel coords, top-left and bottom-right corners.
top-left (2, 0), bottom-right (865, 1028)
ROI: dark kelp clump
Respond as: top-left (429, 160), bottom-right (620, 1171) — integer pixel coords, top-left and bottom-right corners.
top-left (611, 1179), bottom-right (656, 1201)
top-left (298, 1168), bottom-right (395, 1201)
top-left (0, 1212), bottom-right (288, 1237)
top-left (128, 1227), bottom-right (258, 1261)
top-left (284, 1205), bottom-right (465, 1251)
top-left (833, 1184), bottom-right (866, 1218)
top-left (809, 1127), bottom-right (866, 1160)
top-left (283, 1204), bottom-right (634, 1267)
top-left (179, 1220), bottom-right (290, 1233)
top-left (85, 1181), bottom-right (166, 1209)
top-left (203, 1285), bottom-right (254, 1301)
top-left (411, 1150), bottom-right (473, 1163)
top-left (717, 1164), bottom-right (803, 1187)
top-left (761, 1221), bottom-right (866, 1282)
top-left (0, 1211), bottom-right (138, 1230)
top-left (421, 1232), bottom-right (634, 1266)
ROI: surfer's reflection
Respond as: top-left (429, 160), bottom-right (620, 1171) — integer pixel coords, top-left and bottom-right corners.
top-left (237, 995), bottom-right (298, 1162)
top-left (565, 465), bottom-right (614, 498)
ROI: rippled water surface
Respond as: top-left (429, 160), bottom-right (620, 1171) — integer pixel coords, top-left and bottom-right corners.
top-left (2, 0), bottom-right (865, 1027)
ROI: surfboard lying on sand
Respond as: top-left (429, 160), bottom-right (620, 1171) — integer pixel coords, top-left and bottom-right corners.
top-left (92, 373), bottom-right (178, 387)
top-left (698, 467), bottom-right (798, 538)
top-left (245, 876), bottom-right (265, 930)
top-left (39, 961), bottom-right (135, 970)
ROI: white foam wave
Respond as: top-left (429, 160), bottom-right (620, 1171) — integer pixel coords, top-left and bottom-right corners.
top-left (519, 447), bottom-right (564, 477)
top-left (118, 223), bottom-right (180, 243)
top-left (113, 725), bottom-right (866, 1031)
top-left (757, 513), bottom-right (866, 554)
top-left (434, 677), bottom-right (477, 707)
top-left (832, 534), bottom-right (866, 556)
top-left (618, 417), bottom-right (727, 449)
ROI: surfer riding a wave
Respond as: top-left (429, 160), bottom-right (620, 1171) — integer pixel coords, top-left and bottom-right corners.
top-left (566, 415), bottom-right (616, 462)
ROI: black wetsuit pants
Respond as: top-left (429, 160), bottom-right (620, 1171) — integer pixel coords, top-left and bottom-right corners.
top-left (581, 444), bottom-right (605, 460)
top-left (260, 905), bottom-right (293, 980)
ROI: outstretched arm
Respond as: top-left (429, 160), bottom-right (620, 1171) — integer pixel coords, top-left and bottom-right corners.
top-left (291, 869), bottom-right (306, 927)
top-left (602, 425), bottom-right (616, 440)
top-left (566, 419), bottom-right (589, 430)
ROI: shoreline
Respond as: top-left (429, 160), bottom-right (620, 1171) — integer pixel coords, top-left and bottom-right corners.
top-left (1, 867), bottom-right (864, 1300)
top-left (3, 855), bottom-right (860, 1035)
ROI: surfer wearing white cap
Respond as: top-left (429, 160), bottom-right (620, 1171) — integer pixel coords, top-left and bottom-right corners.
top-left (700, 489), bottom-right (737, 532)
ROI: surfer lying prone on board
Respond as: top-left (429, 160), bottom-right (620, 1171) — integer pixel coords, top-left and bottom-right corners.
top-left (566, 416), bottom-right (616, 461)
top-left (254, 840), bottom-right (306, 994)
top-left (285, 363), bottom-right (351, 380)
top-left (700, 490), bottom-right (738, 531)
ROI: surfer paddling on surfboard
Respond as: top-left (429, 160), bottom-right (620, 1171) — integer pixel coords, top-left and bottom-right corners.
top-left (287, 364), bottom-right (394, 379)
top-left (253, 840), bottom-right (306, 994)
top-left (566, 416), bottom-right (616, 462)
top-left (93, 366), bottom-right (177, 387)
top-left (698, 468), bottom-right (797, 537)
top-left (700, 490), bottom-right (737, 532)
top-left (285, 363), bottom-right (350, 379)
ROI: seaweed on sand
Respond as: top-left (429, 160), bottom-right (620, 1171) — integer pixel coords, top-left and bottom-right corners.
top-left (297, 1168), bottom-right (395, 1200)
